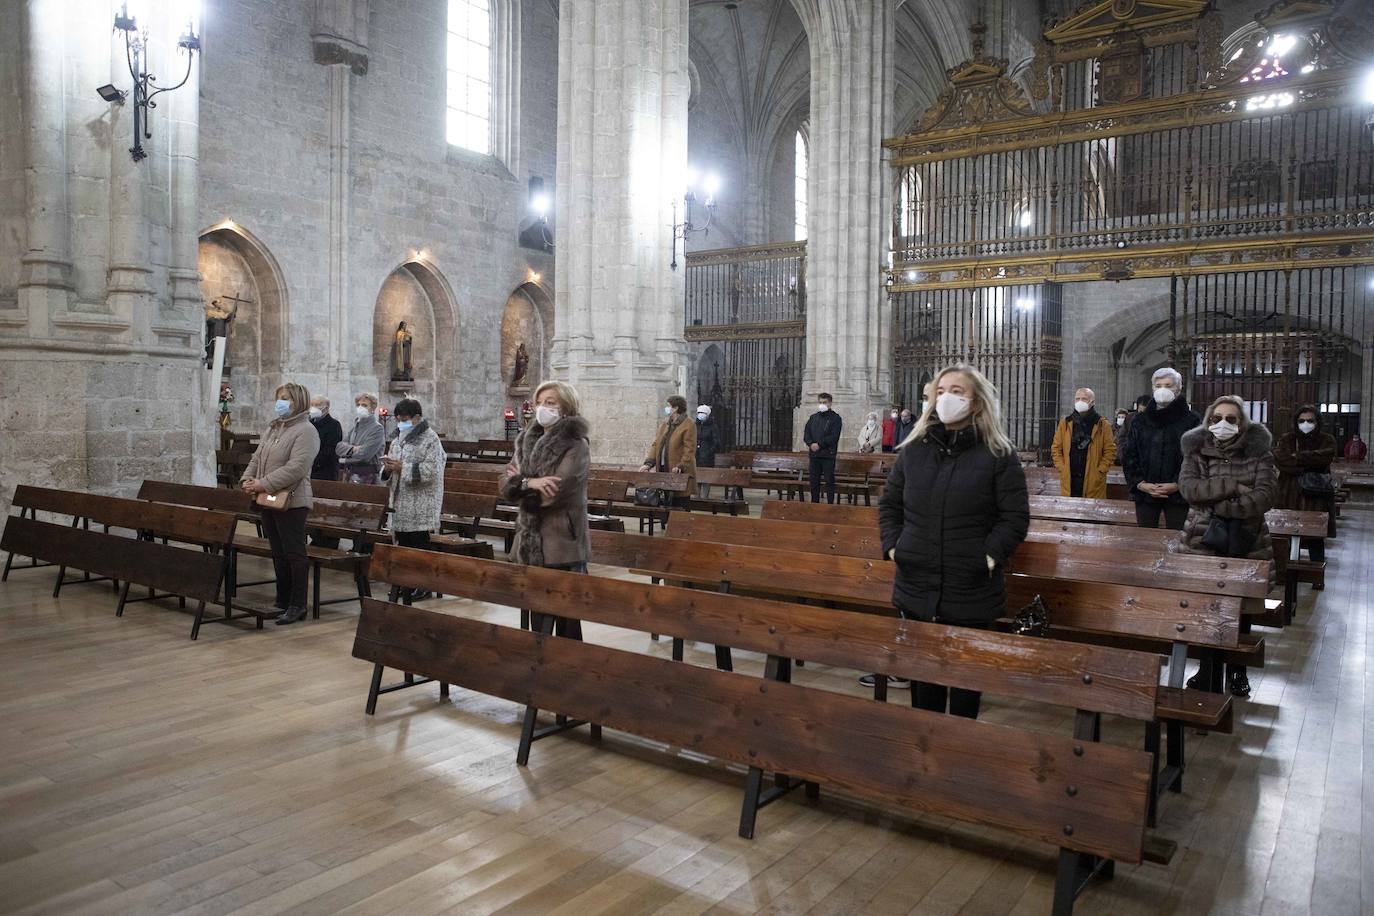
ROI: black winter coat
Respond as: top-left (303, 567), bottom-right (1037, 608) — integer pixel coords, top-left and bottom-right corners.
top-left (803, 410), bottom-right (843, 457)
top-left (878, 423), bottom-right (1030, 624)
top-left (1120, 397), bottom-right (1200, 505)
top-left (695, 417), bottom-right (719, 469)
top-left (309, 414), bottom-right (343, 480)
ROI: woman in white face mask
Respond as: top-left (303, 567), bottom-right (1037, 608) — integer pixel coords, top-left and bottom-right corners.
top-left (1177, 394), bottom-right (1277, 697)
top-left (874, 363), bottom-right (1030, 712)
top-left (1272, 404), bottom-right (1337, 563)
top-left (501, 382), bottom-right (592, 604)
top-left (336, 393), bottom-right (386, 485)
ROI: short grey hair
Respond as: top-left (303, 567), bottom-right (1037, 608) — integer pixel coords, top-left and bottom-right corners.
top-left (1152, 366), bottom-right (1183, 388)
top-left (310, 395), bottom-right (330, 410)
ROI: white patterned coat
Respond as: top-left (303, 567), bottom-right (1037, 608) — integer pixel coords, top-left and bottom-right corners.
top-left (384, 420), bottom-right (445, 532)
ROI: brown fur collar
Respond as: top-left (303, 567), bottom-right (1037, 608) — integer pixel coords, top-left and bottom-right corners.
top-left (513, 415), bottom-right (590, 478)
top-left (1181, 421), bottom-right (1272, 460)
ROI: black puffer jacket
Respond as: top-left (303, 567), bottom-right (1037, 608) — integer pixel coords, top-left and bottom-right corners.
top-left (1121, 396), bottom-right (1200, 505)
top-left (878, 423), bottom-right (1030, 624)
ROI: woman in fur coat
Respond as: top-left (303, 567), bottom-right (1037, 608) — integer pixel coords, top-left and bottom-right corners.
top-left (1177, 393), bottom-right (1276, 697)
top-left (501, 380), bottom-right (591, 636)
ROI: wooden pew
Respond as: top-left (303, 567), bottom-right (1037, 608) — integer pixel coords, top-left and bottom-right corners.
top-left (2, 486), bottom-right (240, 639)
top-left (689, 468), bottom-right (753, 515)
top-left (358, 547), bottom-right (1157, 909)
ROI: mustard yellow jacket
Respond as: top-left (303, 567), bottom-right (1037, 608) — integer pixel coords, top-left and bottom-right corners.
top-left (1050, 414), bottom-right (1117, 498)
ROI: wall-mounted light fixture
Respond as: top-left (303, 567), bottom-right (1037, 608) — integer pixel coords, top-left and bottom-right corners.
top-left (519, 178), bottom-right (554, 252)
top-left (670, 169), bottom-right (720, 270)
top-left (98, 3), bottom-right (200, 162)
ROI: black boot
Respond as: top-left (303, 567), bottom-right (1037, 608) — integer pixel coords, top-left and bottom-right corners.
top-left (275, 605), bottom-right (308, 626)
top-left (1228, 669), bottom-right (1251, 698)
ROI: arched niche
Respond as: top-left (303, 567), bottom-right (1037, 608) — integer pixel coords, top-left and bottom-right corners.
top-left (500, 281), bottom-right (552, 403)
top-left (500, 281), bottom-right (553, 402)
top-left (196, 223), bottom-right (288, 428)
top-left (372, 260), bottom-right (460, 436)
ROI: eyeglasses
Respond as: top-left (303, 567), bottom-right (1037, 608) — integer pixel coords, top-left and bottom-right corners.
top-left (1209, 415), bottom-right (1239, 425)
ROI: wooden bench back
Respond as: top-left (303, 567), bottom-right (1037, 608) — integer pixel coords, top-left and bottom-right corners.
top-left (592, 529), bottom-right (1240, 647)
top-left (308, 478), bottom-right (390, 507)
top-left (443, 492), bottom-right (498, 518)
top-left (1, 516), bottom-right (228, 603)
top-left (307, 498), bottom-right (387, 531)
top-left (1263, 508), bottom-right (1329, 538)
top-left (370, 546), bottom-right (1160, 720)
top-left (680, 510), bottom-right (1266, 604)
top-left (588, 469), bottom-right (691, 493)
top-left (751, 455), bottom-right (807, 475)
top-left (695, 467), bottom-right (753, 487)
top-left (14, 485), bottom-right (238, 546)
top-left (445, 464), bottom-right (504, 479)
top-left (476, 439), bottom-right (514, 455)
top-left (587, 478), bottom-right (631, 503)
top-left (1030, 496), bottom-right (1139, 526)
top-left (761, 499), bottom-right (875, 526)
top-left (357, 552), bottom-right (1152, 863)
top-left (441, 474), bottom-right (501, 496)
top-left (138, 480), bottom-right (253, 515)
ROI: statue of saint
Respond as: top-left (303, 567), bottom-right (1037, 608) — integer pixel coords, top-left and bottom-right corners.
top-left (204, 296), bottom-right (238, 369)
top-left (391, 321), bottom-right (413, 381)
top-left (511, 342), bottom-right (529, 387)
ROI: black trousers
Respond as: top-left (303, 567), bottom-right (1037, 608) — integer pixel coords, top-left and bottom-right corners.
top-left (1136, 501), bottom-right (1189, 530)
top-left (908, 619), bottom-right (986, 719)
top-left (260, 506), bottom-right (309, 609)
top-left (529, 561), bottom-right (587, 639)
top-left (809, 455), bottom-right (837, 504)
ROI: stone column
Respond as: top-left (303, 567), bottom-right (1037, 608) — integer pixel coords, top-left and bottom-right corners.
top-left (551, 0), bottom-right (690, 463)
top-left (792, 0), bottom-right (895, 448)
top-left (105, 28), bottom-right (152, 330)
top-left (16, 0), bottom-right (74, 327)
top-left (165, 28), bottom-right (203, 333)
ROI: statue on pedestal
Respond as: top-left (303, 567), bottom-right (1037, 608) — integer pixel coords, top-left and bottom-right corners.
top-left (391, 321), bottom-right (413, 381)
top-left (511, 342), bottom-right (529, 387)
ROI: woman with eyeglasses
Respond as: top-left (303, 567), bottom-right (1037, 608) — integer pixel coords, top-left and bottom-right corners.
top-left (1177, 394), bottom-right (1276, 697)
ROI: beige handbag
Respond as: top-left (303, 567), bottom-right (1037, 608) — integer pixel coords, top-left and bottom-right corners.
top-left (254, 487), bottom-right (292, 510)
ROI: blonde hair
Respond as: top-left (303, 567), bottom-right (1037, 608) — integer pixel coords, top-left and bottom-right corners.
top-left (1203, 394), bottom-right (1250, 436)
top-left (902, 363), bottom-right (1016, 457)
top-left (354, 392), bottom-right (378, 410)
top-left (275, 383), bottom-right (310, 417)
top-left (533, 380), bottom-right (581, 417)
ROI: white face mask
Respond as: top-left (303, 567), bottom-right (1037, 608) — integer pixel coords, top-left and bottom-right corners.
top-left (817, 403), bottom-right (830, 412)
top-left (1210, 419), bottom-right (1239, 441)
top-left (1116, 416), bottom-right (1125, 426)
top-left (356, 405), bottom-right (371, 419)
top-left (1298, 421), bottom-right (1315, 434)
top-left (1153, 386), bottom-right (1176, 406)
top-left (696, 412), bottom-right (708, 421)
top-left (309, 407), bottom-right (323, 420)
top-left (920, 401), bottom-right (929, 415)
top-left (535, 405), bottom-right (561, 428)
top-left (890, 411), bottom-right (899, 419)
top-left (935, 392), bottom-right (971, 425)
top-left (1074, 400), bottom-right (1091, 414)
top-left (664, 406), bottom-right (673, 416)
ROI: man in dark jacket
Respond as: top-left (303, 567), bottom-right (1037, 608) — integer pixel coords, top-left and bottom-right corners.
top-left (694, 405), bottom-right (720, 496)
top-left (308, 396), bottom-right (343, 481)
top-left (1120, 367), bottom-right (1200, 529)
top-left (803, 393), bottom-right (843, 503)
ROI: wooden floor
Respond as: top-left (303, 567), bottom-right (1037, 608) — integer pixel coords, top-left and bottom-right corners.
top-left (0, 510), bottom-right (1370, 915)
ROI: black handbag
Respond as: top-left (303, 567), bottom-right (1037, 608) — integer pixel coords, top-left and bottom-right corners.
top-left (1298, 471), bottom-right (1335, 497)
top-left (1201, 514), bottom-right (1257, 557)
top-left (633, 487), bottom-right (664, 507)
top-left (1010, 595), bottom-right (1050, 637)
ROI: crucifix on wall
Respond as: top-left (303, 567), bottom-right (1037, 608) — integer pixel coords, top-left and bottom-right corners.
top-left (204, 292), bottom-right (252, 369)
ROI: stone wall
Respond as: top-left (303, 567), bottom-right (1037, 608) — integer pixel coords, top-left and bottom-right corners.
top-left (197, 0), bottom-right (558, 442)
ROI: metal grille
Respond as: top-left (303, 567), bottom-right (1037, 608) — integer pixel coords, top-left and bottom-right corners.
top-left (686, 243), bottom-right (806, 451)
top-left (893, 100), bottom-right (1374, 265)
top-left (892, 283), bottom-right (1064, 454)
top-left (1173, 266), bottom-right (1370, 445)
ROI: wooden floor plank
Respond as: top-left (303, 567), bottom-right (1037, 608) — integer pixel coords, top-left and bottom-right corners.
top-left (0, 514), bottom-right (1369, 913)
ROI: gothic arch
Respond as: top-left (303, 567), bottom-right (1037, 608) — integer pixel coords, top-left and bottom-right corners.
top-left (372, 258), bottom-right (461, 435)
top-left (196, 222), bottom-right (288, 426)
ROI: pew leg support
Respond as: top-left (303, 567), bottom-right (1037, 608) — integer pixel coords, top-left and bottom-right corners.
top-left (365, 663), bottom-right (384, 715)
top-left (672, 638), bottom-right (684, 662)
top-left (114, 580), bottom-right (132, 617)
top-left (1053, 849), bottom-right (1115, 916)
